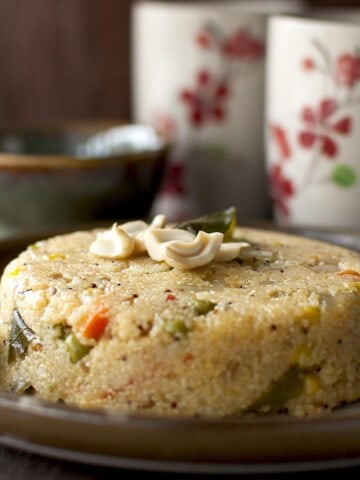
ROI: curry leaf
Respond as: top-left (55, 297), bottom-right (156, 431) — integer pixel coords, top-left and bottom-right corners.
top-left (177, 206), bottom-right (236, 240)
top-left (249, 366), bottom-right (304, 412)
top-left (8, 309), bottom-right (38, 362)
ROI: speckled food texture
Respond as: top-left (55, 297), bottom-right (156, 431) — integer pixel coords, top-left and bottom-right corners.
top-left (0, 227), bottom-right (359, 417)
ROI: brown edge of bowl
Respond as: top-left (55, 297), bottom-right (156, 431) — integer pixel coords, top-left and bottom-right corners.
top-left (0, 119), bottom-right (170, 169)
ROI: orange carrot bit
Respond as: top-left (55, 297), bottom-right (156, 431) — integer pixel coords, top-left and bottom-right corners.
top-left (80, 304), bottom-right (110, 341)
top-left (338, 270), bottom-right (360, 277)
top-left (182, 352), bottom-right (194, 364)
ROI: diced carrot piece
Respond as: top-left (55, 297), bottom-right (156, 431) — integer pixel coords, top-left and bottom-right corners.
top-left (80, 305), bottom-right (109, 340)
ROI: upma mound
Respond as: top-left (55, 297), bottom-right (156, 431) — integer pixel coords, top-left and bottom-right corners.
top-left (0, 224), bottom-right (359, 417)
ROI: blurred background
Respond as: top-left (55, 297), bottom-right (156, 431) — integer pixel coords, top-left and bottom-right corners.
top-left (0, 0), bottom-right (360, 234)
top-left (0, 0), bottom-right (358, 127)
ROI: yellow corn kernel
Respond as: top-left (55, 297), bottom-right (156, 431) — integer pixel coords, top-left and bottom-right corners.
top-left (292, 344), bottom-right (312, 366)
top-left (47, 253), bottom-right (66, 261)
top-left (304, 374), bottom-right (321, 395)
top-left (7, 266), bottom-right (21, 277)
top-left (302, 305), bottom-right (321, 323)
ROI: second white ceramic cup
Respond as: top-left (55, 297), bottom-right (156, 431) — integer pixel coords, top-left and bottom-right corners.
top-left (266, 15), bottom-right (360, 229)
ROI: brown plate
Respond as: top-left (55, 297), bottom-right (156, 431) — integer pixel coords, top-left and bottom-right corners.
top-left (0, 227), bottom-right (359, 474)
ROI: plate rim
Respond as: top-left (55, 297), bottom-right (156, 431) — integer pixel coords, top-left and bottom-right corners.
top-left (0, 391), bottom-right (360, 472)
top-left (2, 433), bottom-right (360, 474)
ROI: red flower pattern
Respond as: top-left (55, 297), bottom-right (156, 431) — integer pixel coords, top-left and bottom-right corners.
top-left (195, 30), bottom-right (212, 49)
top-left (222, 29), bottom-right (264, 60)
top-left (180, 23), bottom-right (264, 128)
top-left (270, 124), bottom-right (291, 160)
top-left (301, 48), bottom-right (360, 89)
top-left (302, 57), bottom-right (315, 71)
top-left (269, 164), bottom-right (295, 218)
top-left (160, 163), bottom-right (186, 196)
top-left (335, 53), bottom-right (360, 87)
top-left (298, 98), bottom-right (352, 159)
top-left (180, 70), bottom-right (230, 127)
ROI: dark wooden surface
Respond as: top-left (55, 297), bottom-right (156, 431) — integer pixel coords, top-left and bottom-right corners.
top-left (0, 0), bottom-right (131, 126)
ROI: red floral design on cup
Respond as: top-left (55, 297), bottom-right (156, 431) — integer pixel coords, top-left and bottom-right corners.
top-left (180, 70), bottom-right (230, 126)
top-left (269, 164), bottom-right (295, 217)
top-left (298, 98), bottom-right (352, 159)
top-left (269, 39), bottom-right (358, 222)
top-left (301, 42), bottom-right (360, 89)
top-left (335, 53), bottom-right (360, 87)
top-left (222, 29), bottom-right (264, 60)
top-left (196, 30), bottom-right (213, 49)
top-left (270, 124), bottom-right (292, 160)
top-left (160, 163), bottom-right (186, 195)
top-left (301, 57), bottom-right (315, 71)
top-left (268, 124), bottom-right (294, 218)
top-left (180, 22), bottom-right (264, 128)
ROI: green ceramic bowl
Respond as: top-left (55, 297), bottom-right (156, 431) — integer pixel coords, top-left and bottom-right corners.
top-left (0, 121), bottom-right (168, 232)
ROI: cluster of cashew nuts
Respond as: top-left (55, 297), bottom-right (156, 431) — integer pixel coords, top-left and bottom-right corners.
top-left (90, 215), bottom-right (249, 270)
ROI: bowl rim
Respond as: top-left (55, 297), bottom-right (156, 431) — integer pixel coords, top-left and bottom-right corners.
top-left (0, 120), bottom-right (169, 169)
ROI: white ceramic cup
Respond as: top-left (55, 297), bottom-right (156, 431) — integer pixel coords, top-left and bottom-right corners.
top-left (266, 16), bottom-right (360, 229)
top-left (132, 0), bottom-right (305, 221)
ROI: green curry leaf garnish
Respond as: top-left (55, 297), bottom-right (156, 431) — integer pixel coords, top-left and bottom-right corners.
top-left (249, 367), bottom-right (304, 413)
top-left (177, 207), bottom-right (236, 241)
top-left (8, 309), bottom-right (38, 362)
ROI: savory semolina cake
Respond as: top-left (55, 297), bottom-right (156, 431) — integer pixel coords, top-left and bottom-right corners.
top-left (0, 211), bottom-right (359, 417)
